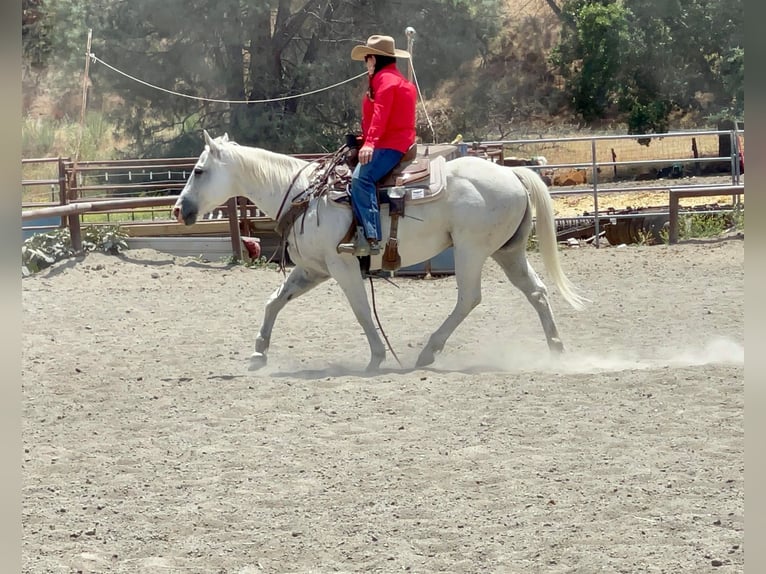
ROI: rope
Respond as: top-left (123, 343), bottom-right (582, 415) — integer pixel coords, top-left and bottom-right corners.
top-left (90, 51), bottom-right (436, 143)
top-left (407, 60), bottom-right (436, 144)
top-left (89, 53), bottom-right (367, 104)
top-left (368, 275), bottom-right (402, 368)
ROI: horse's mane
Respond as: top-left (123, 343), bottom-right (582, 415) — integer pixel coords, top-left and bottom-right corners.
top-left (224, 143), bottom-right (311, 190)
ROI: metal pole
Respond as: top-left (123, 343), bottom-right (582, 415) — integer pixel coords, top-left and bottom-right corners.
top-left (404, 26), bottom-right (432, 275)
top-left (75, 29), bottom-right (92, 165)
top-left (69, 29), bottom-right (92, 252)
top-left (730, 128), bottom-right (740, 206)
top-left (405, 26), bottom-right (415, 83)
top-left (591, 139), bottom-right (600, 248)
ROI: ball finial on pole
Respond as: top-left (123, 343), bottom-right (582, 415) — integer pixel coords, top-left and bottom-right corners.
top-left (405, 27), bottom-right (416, 82)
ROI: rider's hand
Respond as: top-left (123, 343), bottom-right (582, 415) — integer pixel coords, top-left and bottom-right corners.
top-left (359, 145), bottom-right (374, 165)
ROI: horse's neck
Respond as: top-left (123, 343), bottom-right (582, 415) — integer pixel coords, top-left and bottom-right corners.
top-left (230, 146), bottom-right (311, 220)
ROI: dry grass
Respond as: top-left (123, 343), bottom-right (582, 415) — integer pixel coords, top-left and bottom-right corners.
top-left (505, 131), bottom-right (744, 216)
top-left (552, 186), bottom-right (743, 218)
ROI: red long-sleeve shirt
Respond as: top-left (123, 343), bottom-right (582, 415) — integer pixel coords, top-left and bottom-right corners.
top-left (361, 63), bottom-right (417, 153)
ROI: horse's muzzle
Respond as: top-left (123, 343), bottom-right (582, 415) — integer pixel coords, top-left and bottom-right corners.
top-left (172, 197), bottom-right (198, 225)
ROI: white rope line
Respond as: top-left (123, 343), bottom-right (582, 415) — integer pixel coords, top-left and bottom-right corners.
top-left (89, 53), bottom-right (367, 104)
top-left (90, 51), bottom-right (437, 142)
top-left (407, 59), bottom-right (436, 144)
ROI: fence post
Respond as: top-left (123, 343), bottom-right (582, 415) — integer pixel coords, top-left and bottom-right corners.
top-left (57, 157), bottom-right (67, 228)
top-left (227, 197), bottom-right (243, 260)
top-left (66, 161), bottom-right (83, 252)
top-left (730, 129), bottom-right (740, 206)
top-left (238, 197), bottom-right (250, 238)
top-left (591, 139), bottom-right (600, 247)
top-left (668, 191), bottom-right (680, 244)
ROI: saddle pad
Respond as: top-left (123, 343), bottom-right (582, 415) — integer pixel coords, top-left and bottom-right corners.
top-left (328, 155), bottom-right (447, 205)
top-left (403, 154), bottom-right (447, 203)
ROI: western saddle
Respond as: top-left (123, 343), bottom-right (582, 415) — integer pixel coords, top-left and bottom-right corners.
top-left (275, 142), bottom-right (451, 271)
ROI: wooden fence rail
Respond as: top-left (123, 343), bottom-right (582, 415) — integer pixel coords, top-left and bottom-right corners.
top-left (21, 130), bottom-right (744, 262)
top-left (22, 193), bottom-right (244, 259)
top-left (668, 184), bottom-right (745, 244)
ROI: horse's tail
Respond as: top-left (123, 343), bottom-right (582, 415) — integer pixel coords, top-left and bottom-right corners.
top-left (511, 166), bottom-right (590, 311)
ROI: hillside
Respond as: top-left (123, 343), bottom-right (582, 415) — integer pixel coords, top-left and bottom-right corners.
top-left (22, 0), bottom-right (739, 160)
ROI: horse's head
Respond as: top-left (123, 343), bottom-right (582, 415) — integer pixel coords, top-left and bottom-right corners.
top-left (173, 130), bottom-right (235, 225)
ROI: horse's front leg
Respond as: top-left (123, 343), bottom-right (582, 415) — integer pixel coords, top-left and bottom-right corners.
top-left (326, 256), bottom-right (386, 371)
top-left (250, 265), bottom-right (328, 369)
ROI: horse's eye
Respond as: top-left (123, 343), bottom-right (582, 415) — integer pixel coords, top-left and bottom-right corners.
top-left (194, 168), bottom-right (204, 176)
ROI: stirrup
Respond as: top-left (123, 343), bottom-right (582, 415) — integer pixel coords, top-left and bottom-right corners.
top-left (338, 226), bottom-right (380, 256)
top-left (338, 239), bottom-right (380, 257)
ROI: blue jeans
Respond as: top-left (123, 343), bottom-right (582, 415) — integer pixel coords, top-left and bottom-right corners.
top-left (349, 148), bottom-right (404, 241)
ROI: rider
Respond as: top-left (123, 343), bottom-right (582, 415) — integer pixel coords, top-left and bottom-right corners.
top-left (338, 34), bottom-right (417, 257)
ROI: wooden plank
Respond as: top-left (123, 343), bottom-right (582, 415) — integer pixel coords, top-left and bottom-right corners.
top-left (22, 202), bottom-right (93, 221)
top-left (120, 221), bottom-right (232, 237)
top-left (71, 196), bottom-right (177, 210)
top-left (226, 197), bottom-right (243, 261)
top-left (116, 216), bottom-right (278, 237)
top-left (127, 236), bottom-right (234, 259)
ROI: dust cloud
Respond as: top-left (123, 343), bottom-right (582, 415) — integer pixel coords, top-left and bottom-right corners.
top-left (431, 336), bottom-right (744, 375)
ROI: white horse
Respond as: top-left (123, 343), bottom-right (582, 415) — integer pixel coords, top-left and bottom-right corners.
top-left (172, 131), bottom-right (588, 371)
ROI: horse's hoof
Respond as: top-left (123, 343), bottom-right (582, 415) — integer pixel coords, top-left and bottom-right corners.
top-left (549, 338), bottom-right (565, 355)
top-left (415, 350), bottom-right (435, 368)
top-left (249, 352), bottom-right (268, 371)
top-left (366, 358), bottom-right (384, 373)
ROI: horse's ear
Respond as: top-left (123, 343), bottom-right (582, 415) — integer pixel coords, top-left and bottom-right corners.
top-left (203, 129), bottom-right (221, 157)
top-left (221, 132), bottom-right (230, 143)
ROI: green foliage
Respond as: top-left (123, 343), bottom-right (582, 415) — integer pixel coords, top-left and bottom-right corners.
top-left (23, 0), bottom-right (54, 70)
top-left (709, 47), bottom-right (745, 115)
top-left (23, 0), bottom-right (105, 107)
top-left (21, 111), bottom-right (116, 159)
top-left (27, 0), bottom-right (507, 156)
top-left (22, 225), bottom-right (129, 276)
top-left (221, 253), bottom-right (279, 270)
top-left (23, 0), bottom-right (744, 153)
top-left (730, 204), bottom-right (744, 231)
top-left (623, 99), bottom-right (671, 144)
top-left (553, 0), bottom-right (744, 135)
top-left (659, 226), bottom-right (670, 245)
top-left (552, 1), bottom-right (631, 121)
top-left (657, 207), bottom-right (743, 244)
top-left (678, 212), bottom-right (736, 240)
top-left (21, 117), bottom-right (58, 158)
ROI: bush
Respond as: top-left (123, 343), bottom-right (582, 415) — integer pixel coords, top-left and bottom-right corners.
top-left (22, 225), bottom-right (129, 276)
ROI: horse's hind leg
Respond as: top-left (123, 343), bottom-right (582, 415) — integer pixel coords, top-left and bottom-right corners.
top-left (251, 265), bottom-right (329, 368)
top-left (492, 247), bottom-right (565, 353)
top-left (416, 246), bottom-right (486, 367)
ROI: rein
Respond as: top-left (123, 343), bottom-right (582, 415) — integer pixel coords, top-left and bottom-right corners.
top-left (269, 145), bottom-right (403, 367)
top-left (271, 146), bottom-right (351, 274)
top-left (368, 274), bottom-right (403, 368)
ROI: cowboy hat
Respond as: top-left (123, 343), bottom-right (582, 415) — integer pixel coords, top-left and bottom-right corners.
top-left (351, 35), bottom-right (411, 61)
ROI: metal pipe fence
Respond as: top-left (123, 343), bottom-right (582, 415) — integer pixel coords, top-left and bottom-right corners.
top-left (21, 128), bottom-right (744, 254)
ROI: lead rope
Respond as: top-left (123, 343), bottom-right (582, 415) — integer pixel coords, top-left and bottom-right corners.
top-left (367, 275), bottom-right (402, 368)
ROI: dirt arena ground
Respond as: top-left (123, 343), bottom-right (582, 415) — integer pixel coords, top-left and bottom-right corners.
top-left (22, 237), bottom-right (744, 573)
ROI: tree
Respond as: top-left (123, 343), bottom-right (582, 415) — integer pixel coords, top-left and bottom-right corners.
top-left (551, 1), bottom-right (631, 121)
top-left (84, 0), bottom-right (505, 156)
top-left (22, 0), bottom-right (103, 113)
top-left (23, 0), bottom-right (744, 155)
